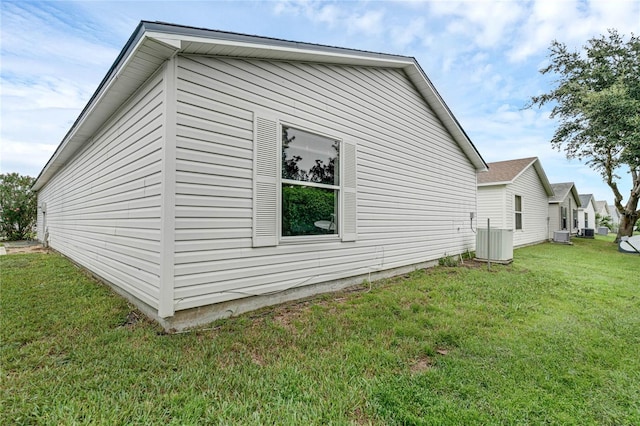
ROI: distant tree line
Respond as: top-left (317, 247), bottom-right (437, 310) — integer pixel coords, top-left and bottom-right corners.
top-left (0, 173), bottom-right (37, 241)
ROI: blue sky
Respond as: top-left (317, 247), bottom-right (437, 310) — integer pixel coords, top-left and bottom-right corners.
top-left (1, 0), bottom-right (638, 205)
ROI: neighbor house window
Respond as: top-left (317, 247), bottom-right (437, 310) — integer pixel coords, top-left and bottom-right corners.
top-left (515, 195), bottom-right (523, 230)
top-left (561, 207), bottom-right (567, 229)
top-left (281, 126), bottom-right (340, 237)
top-left (573, 209), bottom-right (578, 229)
top-left (584, 212), bottom-right (589, 228)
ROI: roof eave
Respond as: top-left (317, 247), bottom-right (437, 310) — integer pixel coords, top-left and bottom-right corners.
top-left (404, 62), bottom-right (487, 172)
top-left (478, 181), bottom-right (510, 187)
top-left (508, 158), bottom-right (553, 197)
top-left (34, 21), bottom-right (488, 192)
top-left (33, 22), bottom-right (160, 191)
top-left (570, 185), bottom-right (582, 207)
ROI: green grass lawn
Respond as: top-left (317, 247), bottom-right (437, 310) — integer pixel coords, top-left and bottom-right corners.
top-left (1, 236), bottom-right (638, 425)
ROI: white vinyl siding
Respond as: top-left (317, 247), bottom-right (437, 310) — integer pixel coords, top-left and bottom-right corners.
top-left (477, 185), bottom-right (506, 229)
top-left (548, 204), bottom-right (560, 236)
top-left (548, 193), bottom-right (579, 237)
top-left (478, 166), bottom-right (550, 247)
top-left (172, 55), bottom-right (478, 311)
top-left (577, 199), bottom-right (596, 232)
top-left (509, 166), bottom-right (549, 247)
top-left (35, 71), bottom-right (165, 309)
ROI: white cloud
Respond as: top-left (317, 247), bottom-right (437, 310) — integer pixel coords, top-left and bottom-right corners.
top-left (0, 139), bottom-right (57, 176)
top-left (390, 17), bottom-right (425, 48)
top-left (1, 0), bottom-right (635, 202)
top-left (347, 9), bottom-right (386, 36)
top-left (509, 0), bottom-right (640, 62)
top-left (429, 0), bottom-right (525, 49)
top-left (316, 3), bottom-right (342, 26)
top-left (2, 77), bottom-right (88, 110)
top-left (272, 1), bottom-right (386, 38)
top-left (0, 2), bottom-right (119, 176)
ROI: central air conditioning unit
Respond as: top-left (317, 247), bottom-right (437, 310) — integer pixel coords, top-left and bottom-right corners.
top-left (583, 228), bottom-right (595, 238)
top-left (553, 230), bottom-right (570, 243)
top-left (598, 227), bottom-right (609, 236)
top-left (476, 228), bottom-right (513, 263)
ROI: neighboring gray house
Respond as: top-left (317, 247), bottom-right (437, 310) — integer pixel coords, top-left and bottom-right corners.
top-left (578, 194), bottom-right (597, 231)
top-left (477, 157), bottom-right (554, 248)
top-left (608, 204), bottom-right (621, 230)
top-left (595, 201), bottom-right (611, 219)
top-left (33, 21), bottom-right (487, 331)
top-left (548, 182), bottom-right (581, 237)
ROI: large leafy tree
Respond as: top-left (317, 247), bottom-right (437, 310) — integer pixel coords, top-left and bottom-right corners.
top-left (0, 173), bottom-right (38, 241)
top-left (529, 30), bottom-right (640, 242)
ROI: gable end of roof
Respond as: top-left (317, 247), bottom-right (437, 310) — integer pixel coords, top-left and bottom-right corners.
top-left (33, 21), bottom-right (487, 191)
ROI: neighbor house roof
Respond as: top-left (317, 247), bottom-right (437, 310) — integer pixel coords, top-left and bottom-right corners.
top-left (549, 182), bottom-right (581, 206)
top-left (608, 205), bottom-right (620, 219)
top-left (579, 194), bottom-right (595, 209)
top-left (477, 157), bottom-right (554, 196)
top-left (33, 21), bottom-right (487, 191)
top-left (595, 200), bottom-right (610, 216)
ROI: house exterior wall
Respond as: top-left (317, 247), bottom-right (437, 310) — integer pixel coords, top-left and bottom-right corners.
top-left (478, 166), bottom-right (549, 248)
top-left (609, 205), bottom-right (620, 229)
top-left (171, 55), bottom-right (478, 313)
top-left (570, 193), bottom-right (580, 234)
top-left (596, 203), bottom-right (610, 218)
top-left (578, 199), bottom-right (596, 230)
top-left (36, 70), bottom-right (166, 310)
top-left (477, 185), bottom-right (507, 229)
top-left (548, 192), bottom-right (580, 237)
top-left (510, 166), bottom-right (550, 247)
top-left (548, 204), bottom-right (561, 237)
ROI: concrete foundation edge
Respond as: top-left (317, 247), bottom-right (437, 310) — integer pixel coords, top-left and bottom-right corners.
top-left (45, 246), bottom-right (439, 332)
top-left (161, 260), bottom-right (438, 332)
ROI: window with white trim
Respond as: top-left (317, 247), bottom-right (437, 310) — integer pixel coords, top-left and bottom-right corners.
top-left (561, 206), bottom-right (567, 229)
top-left (252, 115), bottom-right (357, 247)
top-left (515, 195), bottom-right (523, 230)
top-left (281, 126), bottom-right (339, 237)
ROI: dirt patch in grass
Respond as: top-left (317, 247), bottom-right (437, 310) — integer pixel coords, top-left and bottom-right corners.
top-left (409, 356), bottom-right (434, 374)
top-left (460, 259), bottom-right (491, 269)
top-left (4, 242), bottom-right (49, 255)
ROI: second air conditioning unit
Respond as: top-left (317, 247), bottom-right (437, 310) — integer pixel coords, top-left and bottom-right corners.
top-left (553, 230), bottom-right (570, 243)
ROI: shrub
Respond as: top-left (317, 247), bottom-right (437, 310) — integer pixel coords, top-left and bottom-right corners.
top-left (0, 173), bottom-right (37, 240)
top-left (282, 185), bottom-right (335, 236)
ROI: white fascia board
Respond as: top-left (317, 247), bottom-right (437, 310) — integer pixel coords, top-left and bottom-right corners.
top-left (570, 185), bottom-right (582, 207)
top-left (508, 158), bottom-right (538, 184)
top-left (146, 33), bottom-right (182, 49)
top-left (532, 160), bottom-right (554, 196)
top-left (154, 31), bottom-right (412, 68)
top-left (405, 64), bottom-right (487, 172)
top-left (148, 25), bottom-right (488, 173)
top-left (508, 158), bottom-right (554, 197)
top-left (478, 181), bottom-right (511, 187)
